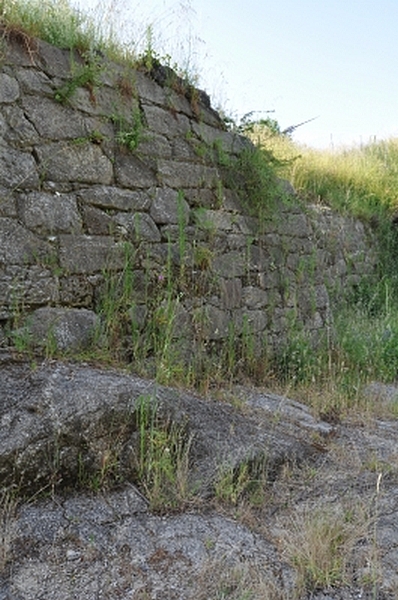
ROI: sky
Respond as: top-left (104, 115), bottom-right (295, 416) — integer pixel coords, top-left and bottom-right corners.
top-left (71, 0), bottom-right (398, 148)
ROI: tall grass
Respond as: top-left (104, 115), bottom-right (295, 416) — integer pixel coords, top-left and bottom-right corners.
top-left (0, 0), bottom-right (98, 51)
top-left (250, 123), bottom-right (398, 221)
top-left (0, 0), bottom-right (201, 83)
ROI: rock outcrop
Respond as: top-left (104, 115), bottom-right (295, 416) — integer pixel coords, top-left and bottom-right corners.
top-left (1, 355), bottom-right (398, 598)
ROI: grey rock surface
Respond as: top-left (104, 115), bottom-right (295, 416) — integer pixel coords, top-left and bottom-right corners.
top-left (0, 355), bottom-right (329, 495)
top-left (0, 358), bottom-right (398, 598)
top-left (20, 307), bottom-right (99, 352)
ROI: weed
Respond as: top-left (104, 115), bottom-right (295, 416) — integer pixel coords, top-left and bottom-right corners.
top-left (0, 491), bottom-right (18, 575)
top-left (133, 394), bottom-right (193, 511)
top-left (112, 105), bottom-right (146, 152)
top-left (225, 145), bottom-right (284, 224)
top-left (214, 458), bottom-right (267, 507)
top-left (54, 52), bottom-right (102, 103)
top-left (192, 559), bottom-right (287, 600)
top-left (281, 504), bottom-right (369, 595)
top-left (193, 244), bottom-right (214, 271)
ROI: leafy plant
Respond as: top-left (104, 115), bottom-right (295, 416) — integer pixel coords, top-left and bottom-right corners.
top-left (54, 52), bottom-right (102, 103)
top-left (112, 106), bottom-right (146, 152)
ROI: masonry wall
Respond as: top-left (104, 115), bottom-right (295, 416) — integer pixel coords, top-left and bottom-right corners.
top-left (0, 31), bottom-right (378, 358)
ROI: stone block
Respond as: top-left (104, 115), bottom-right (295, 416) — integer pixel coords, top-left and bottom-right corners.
top-left (0, 188), bottom-right (17, 217)
top-left (59, 235), bottom-right (125, 273)
top-left (18, 192), bottom-right (82, 235)
top-left (150, 188), bottom-right (190, 225)
top-left (59, 275), bottom-right (96, 307)
top-left (81, 204), bottom-right (114, 236)
top-left (22, 307), bottom-right (99, 352)
top-left (22, 96), bottom-right (89, 139)
top-left (0, 73), bottom-right (20, 103)
top-left (0, 218), bottom-right (51, 264)
top-left (244, 309), bottom-right (268, 334)
top-left (137, 132), bottom-right (173, 159)
top-left (114, 152), bottom-right (157, 188)
top-left (3, 105), bottom-right (40, 146)
top-left (134, 70), bottom-right (167, 105)
top-left (37, 39), bottom-right (75, 78)
top-left (113, 212), bottom-right (161, 242)
top-left (77, 186), bottom-right (151, 212)
top-left (220, 278), bottom-right (242, 309)
top-left (142, 104), bottom-right (191, 138)
top-left (193, 304), bottom-right (231, 340)
top-left (157, 159), bottom-right (219, 189)
top-left (0, 265), bottom-right (58, 317)
top-left (36, 142), bottom-right (113, 184)
top-left (0, 146), bottom-right (39, 189)
top-left (15, 67), bottom-right (53, 95)
top-left (242, 286), bottom-right (268, 309)
top-left (213, 251), bottom-right (247, 278)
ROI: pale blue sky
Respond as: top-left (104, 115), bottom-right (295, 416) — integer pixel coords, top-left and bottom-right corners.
top-left (72, 0), bottom-right (398, 148)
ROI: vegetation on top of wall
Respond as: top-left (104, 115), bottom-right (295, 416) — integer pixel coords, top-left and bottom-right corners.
top-left (0, 0), bottom-right (200, 90)
top-left (247, 120), bottom-right (398, 222)
top-left (0, 0), bottom-right (99, 53)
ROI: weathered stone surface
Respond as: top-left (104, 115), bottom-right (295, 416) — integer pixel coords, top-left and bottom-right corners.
top-left (150, 188), bottom-right (190, 225)
top-left (59, 235), bottom-right (125, 273)
top-left (2, 363), bottom-right (398, 597)
top-left (194, 207), bottom-right (239, 232)
top-left (59, 274), bottom-right (98, 307)
top-left (77, 185), bottom-right (152, 211)
top-left (115, 152), bottom-right (157, 188)
top-left (0, 218), bottom-right (51, 264)
top-left (113, 212), bottom-right (161, 242)
top-left (213, 251), bottom-right (247, 278)
top-left (0, 188), bottom-right (17, 217)
top-left (22, 96), bottom-right (89, 139)
top-left (21, 307), bottom-right (99, 351)
top-left (0, 265), bottom-right (58, 318)
top-left (136, 130), bottom-right (173, 158)
top-left (158, 159), bottom-right (219, 188)
top-left (17, 192), bottom-right (82, 235)
top-left (0, 358), bottom-right (330, 495)
top-left (15, 66), bottom-right (53, 95)
top-left (192, 121), bottom-right (247, 155)
top-left (80, 204), bottom-right (113, 235)
top-left (35, 142), bottom-right (113, 184)
top-left (134, 69), bottom-right (168, 105)
top-left (0, 73), bottom-right (20, 103)
top-left (36, 39), bottom-right (75, 78)
top-left (194, 304), bottom-right (232, 340)
top-left (142, 104), bottom-right (191, 137)
top-left (1, 492), bottom-right (294, 600)
top-left (2, 105), bottom-right (40, 145)
top-left (220, 277), bottom-right (242, 309)
top-left (0, 146), bottom-right (39, 189)
top-left (242, 286), bottom-right (269, 309)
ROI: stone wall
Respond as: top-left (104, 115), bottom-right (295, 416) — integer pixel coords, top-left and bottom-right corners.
top-left (0, 31), bottom-right (378, 358)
